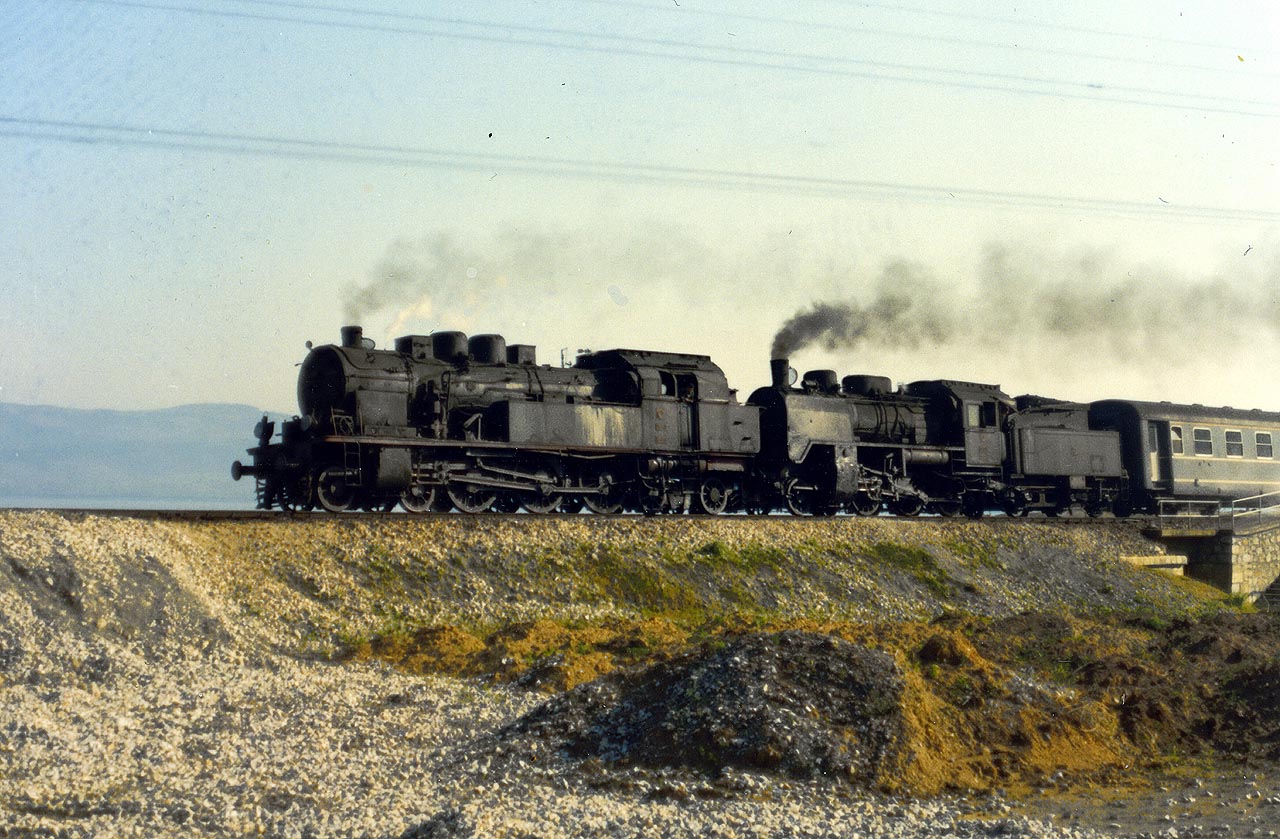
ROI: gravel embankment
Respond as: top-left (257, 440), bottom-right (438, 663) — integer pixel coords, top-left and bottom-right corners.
top-left (0, 510), bottom-right (1258, 838)
top-left (9, 511), bottom-right (1206, 658)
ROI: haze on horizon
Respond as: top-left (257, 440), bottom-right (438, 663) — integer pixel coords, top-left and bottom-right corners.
top-left (2, 0), bottom-right (1277, 416)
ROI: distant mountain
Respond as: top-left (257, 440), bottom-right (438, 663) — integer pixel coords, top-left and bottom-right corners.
top-left (0, 403), bottom-right (291, 508)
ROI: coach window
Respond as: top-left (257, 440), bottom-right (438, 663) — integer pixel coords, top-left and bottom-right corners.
top-left (1258, 432), bottom-right (1274, 459)
top-left (1170, 426), bottom-right (1183, 455)
top-left (1193, 428), bottom-right (1213, 456)
top-left (1226, 430), bottom-right (1244, 458)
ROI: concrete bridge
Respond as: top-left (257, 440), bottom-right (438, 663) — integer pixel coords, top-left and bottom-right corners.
top-left (1145, 492), bottom-right (1280, 604)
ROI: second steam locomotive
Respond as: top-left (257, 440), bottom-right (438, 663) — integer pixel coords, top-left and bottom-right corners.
top-left (232, 326), bottom-right (1280, 517)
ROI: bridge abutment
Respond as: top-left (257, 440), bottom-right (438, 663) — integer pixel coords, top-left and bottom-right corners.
top-left (1154, 527), bottom-right (1280, 602)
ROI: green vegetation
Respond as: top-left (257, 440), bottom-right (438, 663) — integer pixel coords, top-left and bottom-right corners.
top-left (693, 540), bottom-right (789, 572)
top-left (939, 537), bottom-right (1001, 570)
top-left (863, 542), bottom-right (954, 598)
top-left (575, 543), bottom-right (703, 614)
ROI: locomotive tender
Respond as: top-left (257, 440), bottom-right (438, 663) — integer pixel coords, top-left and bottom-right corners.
top-left (232, 326), bottom-right (1280, 517)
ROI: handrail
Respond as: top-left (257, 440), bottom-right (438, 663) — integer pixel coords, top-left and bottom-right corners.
top-left (1156, 499), bottom-right (1221, 518)
top-left (1232, 490), bottom-right (1280, 515)
top-left (1227, 491), bottom-right (1280, 535)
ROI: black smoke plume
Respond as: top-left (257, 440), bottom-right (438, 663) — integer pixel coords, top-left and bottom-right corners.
top-left (771, 292), bottom-right (952, 358)
top-left (772, 244), bottom-right (1280, 363)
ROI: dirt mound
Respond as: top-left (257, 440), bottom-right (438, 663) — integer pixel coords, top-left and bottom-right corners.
top-left (361, 608), bottom-right (1280, 796)
top-left (966, 610), bottom-right (1280, 765)
top-left (495, 628), bottom-right (1132, 794)
top-left (510, 631), bottom-right (909, 784)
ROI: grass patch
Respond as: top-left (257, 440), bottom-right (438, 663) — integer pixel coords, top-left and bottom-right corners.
top-left (940, 537), bottom-right (1002, 570)
top-left (693, 540), bottom-right (789, 572)
top-left (576, 543), bottom-right (704, 614)
top-left (863, 542), bottom-right (954, 598)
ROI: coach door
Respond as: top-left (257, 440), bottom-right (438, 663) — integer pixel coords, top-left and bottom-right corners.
top-left (1147, 420), bottom-right (1172, 488)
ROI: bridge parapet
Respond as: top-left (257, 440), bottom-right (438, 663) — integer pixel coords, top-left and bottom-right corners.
top-left (1144, 494), bottom-right (1280, 602)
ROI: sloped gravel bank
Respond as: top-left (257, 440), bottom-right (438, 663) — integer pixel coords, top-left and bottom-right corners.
top-left (0, 511), bottom-right (1201, 657)
top-left (0, 510), bottom-right (1251, 838)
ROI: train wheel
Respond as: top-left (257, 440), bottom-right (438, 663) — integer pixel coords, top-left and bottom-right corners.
top-left (273, 487), bottom-right (295, 513)
top-left (963, 495), bottom-right (986, 519)
top-left (521, 469), bottom-right (563, 514)
top-left (850, 494), bottom-right (881, 516)
top-left (447, 483), bottom-right (497, 514)
top-left (928, 499), bottom-right (962, 517)
top-left (399, 486), bottom-right (438, 514)
top-left (783, 479), bottom-right (810, 516)
top-left (785, 487), bottom-right (835, 516)
top-left (584, 473), bottom-right (625, 514)
top-left (523, 492), bottom-right (563, 514)
top-left (279, 472), bottom-right (314, 512)
top-left (316, 469), bottom-right (355, 513)
top-left (695, 478), bottom-right (731, 515)
top-left (584, 494), bottom-right (624, 515)
top-left (1001, 489), bottom-right (1029, 518)
top-left (492, 494), bottom-right (521, 514)
top-left (889, 496), bottom-right (924, 517)
top-left (1085, 502), bottom-right (1106, 518)
top-left (1112, 497), bottom-right (1134, 518)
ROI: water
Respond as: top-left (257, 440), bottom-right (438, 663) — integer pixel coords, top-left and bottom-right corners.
top-left (0, 496), bottom-right (256, 511)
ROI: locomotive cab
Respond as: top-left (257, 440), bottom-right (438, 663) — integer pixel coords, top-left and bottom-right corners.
top-left (905, 380), bottom-right (1012, 469)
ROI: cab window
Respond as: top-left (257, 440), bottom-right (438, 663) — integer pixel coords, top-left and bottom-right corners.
top-left (965, 402), bottom-right (997, 428)
top-left (674, 374), bottom-right (697, 401)
top-left (1170, 425), bottom-right (1183, 455)
top-left (1193, 428), bottom-right (1213, 456)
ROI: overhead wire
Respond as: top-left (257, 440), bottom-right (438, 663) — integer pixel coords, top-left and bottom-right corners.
top-left (816, 0), bottom-right (1280, 57)
top-left (66, 0), bottom-right (1280, 118)
top-left (16, 4), bottom-right (1276, 223)
top-left (3, 116), bottom-right (1277, 223)
top-left (511, 0), bottom-right (1279, 79)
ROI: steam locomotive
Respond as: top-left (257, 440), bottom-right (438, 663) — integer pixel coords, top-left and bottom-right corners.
top-left (232, 326), bottom-right (1280, 517)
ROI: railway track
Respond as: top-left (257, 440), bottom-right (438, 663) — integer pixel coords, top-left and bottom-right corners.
top-left (2, 506), bottom-right (1151, 527)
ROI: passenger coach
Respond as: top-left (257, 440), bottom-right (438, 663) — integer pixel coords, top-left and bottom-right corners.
top-left (1089, 400), bottom-right (1280, 512)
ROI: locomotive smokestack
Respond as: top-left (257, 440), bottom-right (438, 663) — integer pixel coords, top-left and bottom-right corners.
top-left (771, 358), bottom-right (791, 390)
top-left (341, 325), bottom-right (363, 348)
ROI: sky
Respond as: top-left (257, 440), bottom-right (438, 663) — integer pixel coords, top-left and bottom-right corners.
top-left (2, 0), bottom-right (1278, 414)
